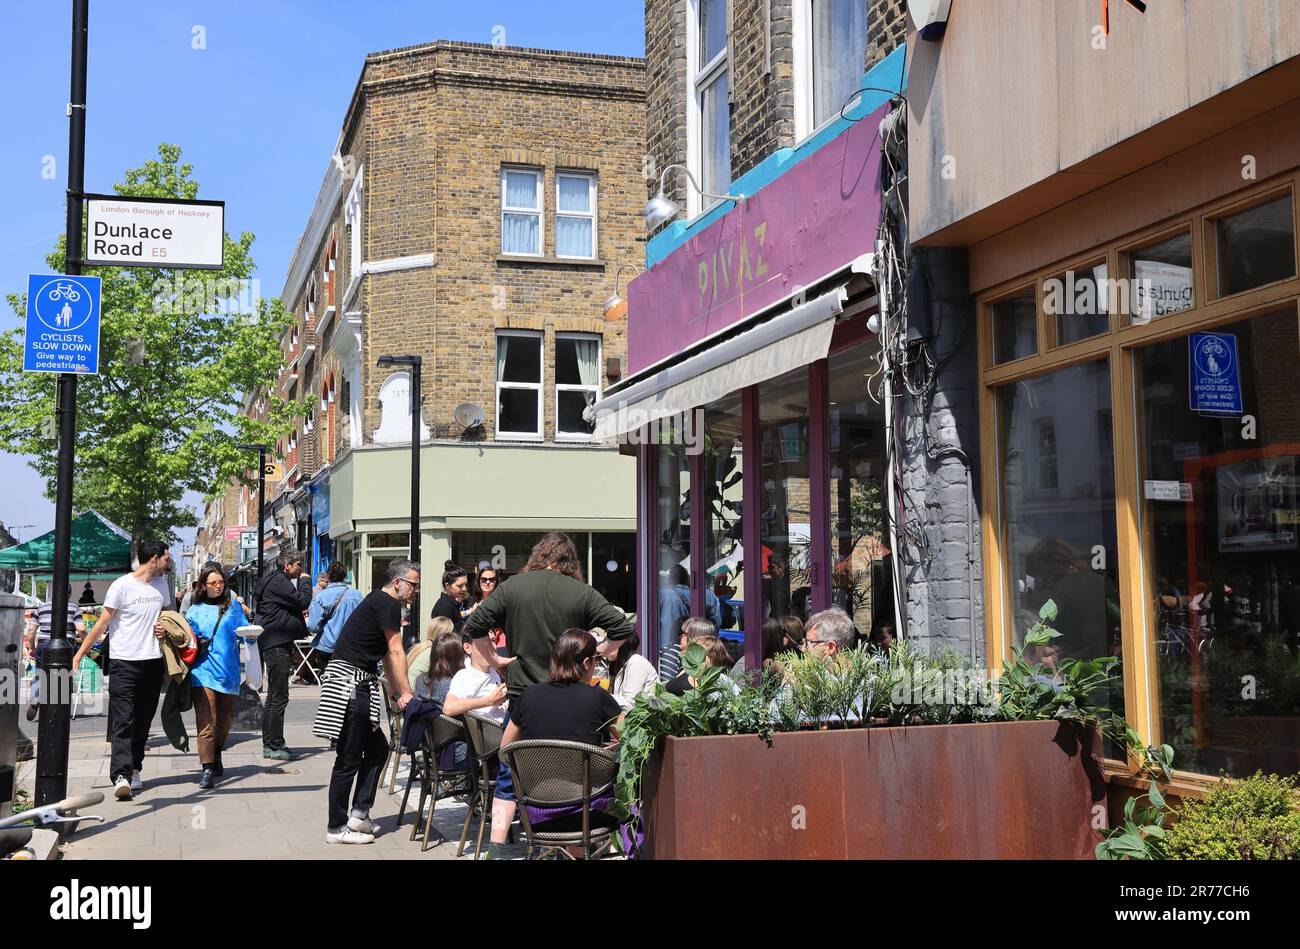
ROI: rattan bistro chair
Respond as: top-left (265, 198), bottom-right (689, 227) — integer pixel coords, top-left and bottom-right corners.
top-left (498, 739), bottom-right (619, 860)
top-left (459, 711), bottom-right (507, 860)
top-left (400, 714), bottom-right (473, 852)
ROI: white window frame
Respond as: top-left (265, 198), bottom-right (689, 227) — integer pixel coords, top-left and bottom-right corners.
top-left (500, 166), bottom-right (544, 257)
top-left (495, 329), bottom-right (544, 441)
top-left (343, 165), bottom-right (364, 306)
top-left (794, 0), bottom-right (869, 143)
top-left (554, 332), bottom-right (602, 442)
top-left (555, 171), bottom-right (598, 260)
top-left (686, 0), bottom-right (730, 220)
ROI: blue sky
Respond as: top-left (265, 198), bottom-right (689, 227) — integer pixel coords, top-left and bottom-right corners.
top-left (0, 0), bottom-right (645, 554)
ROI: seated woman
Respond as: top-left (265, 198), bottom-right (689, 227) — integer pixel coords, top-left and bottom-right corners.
top-left (410, 628), bottom-right (472, 769)
top-left (407, 616), bottom-right (454, 699)
top-left (664, 634), bottom-right (733, 696)
top-left (499, 629), bottom-right (624, 847)
top-left (595, 629), bottom-right (659, 712)
top-left (445, 631), bottom-right (508, 723)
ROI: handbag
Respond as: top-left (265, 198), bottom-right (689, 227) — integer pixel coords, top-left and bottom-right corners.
top-left (185, 602), bottom-right (230, 668)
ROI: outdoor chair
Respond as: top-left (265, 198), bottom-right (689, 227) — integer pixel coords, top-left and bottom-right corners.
top-left (498, 739), bottom-right (619, 860)
top-left (459, 711), bottom-right (507, 860)
top-left (379, 678), bottom-right (405, 794)
top-left (400, 713), bottom-right (474, 852)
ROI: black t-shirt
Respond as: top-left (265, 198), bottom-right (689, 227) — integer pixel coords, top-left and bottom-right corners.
top-left (664, 672), bottom-right (691, 697)
top-left (332, 590), bottom-right (402, 667)
top-left (429, 592), bottom-right (465, 631)
top-left (511, 680), bottom-right (623, 747)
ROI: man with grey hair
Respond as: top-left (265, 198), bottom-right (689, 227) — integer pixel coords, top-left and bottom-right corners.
top-left (314, 558), bottom-right (418, 844)
top-left (254, 548), bottom-right (313, 760)
top-left (803, 608), bottom-right (856, 661)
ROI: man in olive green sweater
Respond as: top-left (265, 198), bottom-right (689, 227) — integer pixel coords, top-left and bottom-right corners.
top-left (463, 532), bottom-right (633, 856)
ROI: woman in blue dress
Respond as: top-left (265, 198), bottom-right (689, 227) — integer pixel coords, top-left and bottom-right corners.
top-left (186, 564), bottom-right (251, 789)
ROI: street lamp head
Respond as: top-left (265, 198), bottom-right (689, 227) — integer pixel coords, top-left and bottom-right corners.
top-left (235, 442), bottom-right (266, 452)
top-left (644, 192), bottom-right (679, 231)
top-left (603, 264), bottom-right (642, 321)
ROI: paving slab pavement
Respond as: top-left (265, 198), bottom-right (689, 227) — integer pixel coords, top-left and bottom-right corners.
top-left (18, 684), bottom-right (531, 860)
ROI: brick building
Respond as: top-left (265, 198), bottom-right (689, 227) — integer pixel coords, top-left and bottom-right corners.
top-left (245, 40), bottom-right (645, 610)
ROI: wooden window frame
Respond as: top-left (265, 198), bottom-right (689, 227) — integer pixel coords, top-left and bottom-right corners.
top-left (977, 171), bottom-right (1300, 782)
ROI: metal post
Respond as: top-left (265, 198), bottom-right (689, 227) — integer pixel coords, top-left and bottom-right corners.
top-left (35, 0), bottom-right (89, 807)
top-left (409, 358), bottom-right (421, 625)
top-left (256, 445), bottom-right (266, 601)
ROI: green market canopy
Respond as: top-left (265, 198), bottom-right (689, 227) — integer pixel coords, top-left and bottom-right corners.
top-left (0, 510), bottom-right (132, 574)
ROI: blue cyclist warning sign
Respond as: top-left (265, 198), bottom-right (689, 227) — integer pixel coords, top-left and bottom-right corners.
top-left (23, 274), bottom-right (102, 375)
top-left (1189, 331), bottom-right (1242, 416)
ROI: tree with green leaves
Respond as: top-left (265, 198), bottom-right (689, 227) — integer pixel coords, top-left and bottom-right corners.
top-left (0, 144), bottom-right (302, 544)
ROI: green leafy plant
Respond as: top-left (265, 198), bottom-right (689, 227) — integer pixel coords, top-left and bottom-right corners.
top-left (1095, 744), bottom-right (1176, 861)
top-left (1165, 771), bottom-right (1300, 860)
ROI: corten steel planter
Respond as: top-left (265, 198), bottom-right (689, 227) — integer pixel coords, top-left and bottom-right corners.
top-left (640, 720), bottom-right (1107, 859)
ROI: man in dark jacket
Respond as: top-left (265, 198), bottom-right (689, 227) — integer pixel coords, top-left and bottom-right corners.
top-left (255, 549), bottom-right (312, 759)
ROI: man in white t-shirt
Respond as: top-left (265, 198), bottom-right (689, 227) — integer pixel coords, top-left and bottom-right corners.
top-left (73, 539), bottom-right (175, 801)
top-left (444, 634), bottom-right (508, 724)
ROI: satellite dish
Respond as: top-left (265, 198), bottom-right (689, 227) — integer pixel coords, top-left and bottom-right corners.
top-left (453, 402), bottom-right (486, 430)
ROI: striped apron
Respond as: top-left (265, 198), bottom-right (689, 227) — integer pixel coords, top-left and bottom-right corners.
top-left (313, 659), bottom-right (383, 741)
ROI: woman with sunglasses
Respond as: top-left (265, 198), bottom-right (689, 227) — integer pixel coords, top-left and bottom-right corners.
top-left (185, 564), bottom-right (251, 789)
top-left (468, 568), bottom-right (507, 653)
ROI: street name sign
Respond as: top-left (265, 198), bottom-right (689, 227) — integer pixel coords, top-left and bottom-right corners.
top-left (84, 194), bottom-right (225, 269)
top-left (24, 274), bottom-right (101, 374)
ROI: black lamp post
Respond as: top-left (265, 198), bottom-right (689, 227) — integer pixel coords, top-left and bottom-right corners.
top-left (236, 442), bottom-right (267, 607)
top-left (376, 355), bottom-right (422, 628)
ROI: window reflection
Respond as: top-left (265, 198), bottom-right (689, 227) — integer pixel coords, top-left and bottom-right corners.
top-left (758, 370), bottom-right (812, 631)
top-left (703, 395), bottom-right (745, 648)
top-left (654, 424), bottom-right (692, 676)
top-left (1138, 306), bottom-right (1300, 778)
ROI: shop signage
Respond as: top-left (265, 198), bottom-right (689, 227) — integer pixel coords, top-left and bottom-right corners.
top-left (24, 274), bottom-right (101, 374)
top-left (84, 195), bottom-right (225, 270)
top-left (239, 530), bottom-right (258, 549)
top-left (1189, 331), bottom-right (1242, 416)
top-left (1144, 480), bottom-right (1192, 502)
top-left (627, 104), bottom-right (886, 375)
top-left (224, 525), bottom-right (249, 541)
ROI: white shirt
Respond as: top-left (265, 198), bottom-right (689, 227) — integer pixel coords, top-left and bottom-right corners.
top-left (448, 665), bottom-right (508, 724)
top-left (611, 652), bottom-right (661, 711)
top-left (103, 574), bottom-right (172, 661)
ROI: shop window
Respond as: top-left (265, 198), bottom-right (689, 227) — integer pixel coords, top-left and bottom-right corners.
top-left (996, 358), bottom-right (1124, 755)
top-left (1045, 261), bottom-right (1109, 346)
top-left (451, 530), bottom-right (591, 584)
top-left (367, 533), bottom-right (410, 549)
top-left (501, 167), bottom-right (543, 256)
top-left (591, 532), bottom-right (636, 614)
top-left (555, 333), bottom-right (601, 439)
top-left (1136, 305), bottom-right (1300, 779)
top-left (1126, 230), bottom-right (1193, 324)
top-left (691, 0), bottom-right (730, 209)
top-left (703, 394), bottom-right (745, 639)
top-left (990, 289), bottom-right (1037, 365)
top-left (556, 172), bottom-right (597, 259)
top-left (758, 368), bottom-right (813, 631)
top-left (1212, 193), bottom-right (1296, 298)
top-left (495, 331), bottom-right (542, 439)
top-left (828, 345), bottom-right (889, 637)
top-left (654, 428), bottom-right (693, 677)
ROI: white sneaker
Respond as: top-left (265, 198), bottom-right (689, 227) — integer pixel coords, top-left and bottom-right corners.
top-left (326, 827), bottom-right (375, 845)
top-left (113, 776), bottom-right (132, 801)
top-left (347, 815), bottom-right (375, 835)
top-left (129, 771), bottom-right (142, 792)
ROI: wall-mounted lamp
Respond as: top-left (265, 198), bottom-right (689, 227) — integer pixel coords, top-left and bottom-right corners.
top-left (602, 264), bottom-right (642, 321)
top-left (645, 163), bottom-right (745, 230)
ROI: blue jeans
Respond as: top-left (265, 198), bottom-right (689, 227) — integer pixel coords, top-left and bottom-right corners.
top-left (494, 709), bottom-right (515, 802)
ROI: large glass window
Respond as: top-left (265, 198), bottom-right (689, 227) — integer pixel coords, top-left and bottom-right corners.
top-left (694, 0), bottom-right (730, 203)
top-left (501, 167), bottom-right (542, 256)
top-left (1213, 193), bottom-right (1296, 298)
top-left (451, 530), bottom-right (591, 584)
top-left (1137, 306), bottom-right (1300, 778)
top-left (495, 331), bottom-right (542, 439)
top-left (991, 289), bottom-right (1037, 364)
top-left (998, 359), bottom-right (1125, 754)
top-left (812, 0), bottom-right (866, 128)
top-left (828, 345), bottom-right (889, 637)
top-left (591, 532), bottom-right (636, 614)
top-left (758, 370), bottom-right (812, 629)
top-left (1046, 261), bottom-right (1109, 347)
top-left (704, 395), bottom-right (745, 643)
top-left (556, 172), bottom-right (597, 259)
top-left (654, 429), bottom-right (693, 677)
top-left (555, 334), bottom-right (601, 439)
